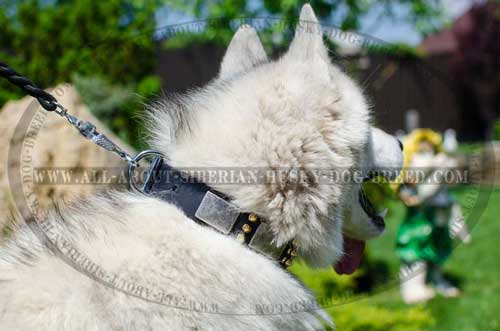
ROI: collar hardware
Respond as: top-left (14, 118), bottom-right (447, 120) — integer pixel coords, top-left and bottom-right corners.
top-left (141, 158), bottom-right (296, 267)
top-left (195, 191), bottom-right (240, 235)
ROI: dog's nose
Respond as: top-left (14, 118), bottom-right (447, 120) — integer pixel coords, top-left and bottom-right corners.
top-left (397, 139), bottom-right (404, 151)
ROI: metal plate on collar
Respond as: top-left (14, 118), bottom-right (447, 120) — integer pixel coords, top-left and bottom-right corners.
top-left (249, 223), bottom-right (284, 260)
top-left (195, 191), bottom-right (240, 235)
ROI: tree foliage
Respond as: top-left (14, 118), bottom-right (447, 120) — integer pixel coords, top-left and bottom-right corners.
top-left (0, 0), bottom-right (161, 146)
top-left (165, 0), bottom-right (444, 49)
top-left (0, 0), bottom-right (445, 145)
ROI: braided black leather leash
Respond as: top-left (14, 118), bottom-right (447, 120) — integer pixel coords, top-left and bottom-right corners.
top-left (0, 62), bottom-right (58, 111)
top-left (0, 61), bottom-right (165, 181)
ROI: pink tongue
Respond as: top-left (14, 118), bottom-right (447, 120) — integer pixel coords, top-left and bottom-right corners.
top-left (334, 236), bottom-right (366, 275)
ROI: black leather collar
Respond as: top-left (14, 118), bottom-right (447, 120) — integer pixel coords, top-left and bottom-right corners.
top-left (142, 157), bottom-right (296, 268)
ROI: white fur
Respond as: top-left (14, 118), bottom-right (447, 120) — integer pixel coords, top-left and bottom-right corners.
top-left (0, 193), bottom-right (330, 330)
top-left (0, 4), bottom-right (402, 330)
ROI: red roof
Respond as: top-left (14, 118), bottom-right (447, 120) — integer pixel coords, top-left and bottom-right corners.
top-left (420, 4), bottom-right (476, 55)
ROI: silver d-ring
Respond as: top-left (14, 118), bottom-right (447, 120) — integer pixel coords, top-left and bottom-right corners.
top-left (128, 149), bottom-right (165, 194)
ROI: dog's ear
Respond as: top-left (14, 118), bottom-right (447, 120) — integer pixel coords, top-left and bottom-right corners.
top-left (219, 25), bottom-right (268, 80)
top-left (285, 4), bottom-right (329, 64)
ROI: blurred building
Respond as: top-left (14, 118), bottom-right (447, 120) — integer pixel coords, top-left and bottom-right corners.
top-left (155, 2), bottom-right (499, 141)
top-left (355, 1), bottom-right (498, 141)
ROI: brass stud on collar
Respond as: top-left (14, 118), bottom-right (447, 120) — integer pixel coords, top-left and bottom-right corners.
top-left (282, 258), bottom-right (292, 267)
top-left (288, 242), bottom-right (298, 257)
top-left (248, 213), bottom-right (258, 222)
top-left (242, 224), bottom-right (252, 233)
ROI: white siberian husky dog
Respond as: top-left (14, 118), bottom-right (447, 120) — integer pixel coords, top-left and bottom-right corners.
top-left (0, 5), bottom-right (403, 331)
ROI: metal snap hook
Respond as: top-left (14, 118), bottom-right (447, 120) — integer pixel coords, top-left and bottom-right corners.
top-left (128, 150), bottom-right (165, 194)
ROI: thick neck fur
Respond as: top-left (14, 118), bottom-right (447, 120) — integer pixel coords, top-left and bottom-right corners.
top-left (149, 63), bottom-right (370, 267)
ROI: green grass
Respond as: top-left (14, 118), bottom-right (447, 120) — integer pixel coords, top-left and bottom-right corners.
top-left (291, 186), bottom-right (500, 331)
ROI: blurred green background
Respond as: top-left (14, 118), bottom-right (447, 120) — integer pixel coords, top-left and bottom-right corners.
top-left (292, 186), bottom-right (500, 331)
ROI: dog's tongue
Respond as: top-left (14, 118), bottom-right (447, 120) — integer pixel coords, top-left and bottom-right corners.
top-left (334, 236), bottom-right (365, 275)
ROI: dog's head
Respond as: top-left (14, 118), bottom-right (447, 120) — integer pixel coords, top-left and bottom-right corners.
top-left (149, 4), bottom-right (402, 270)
